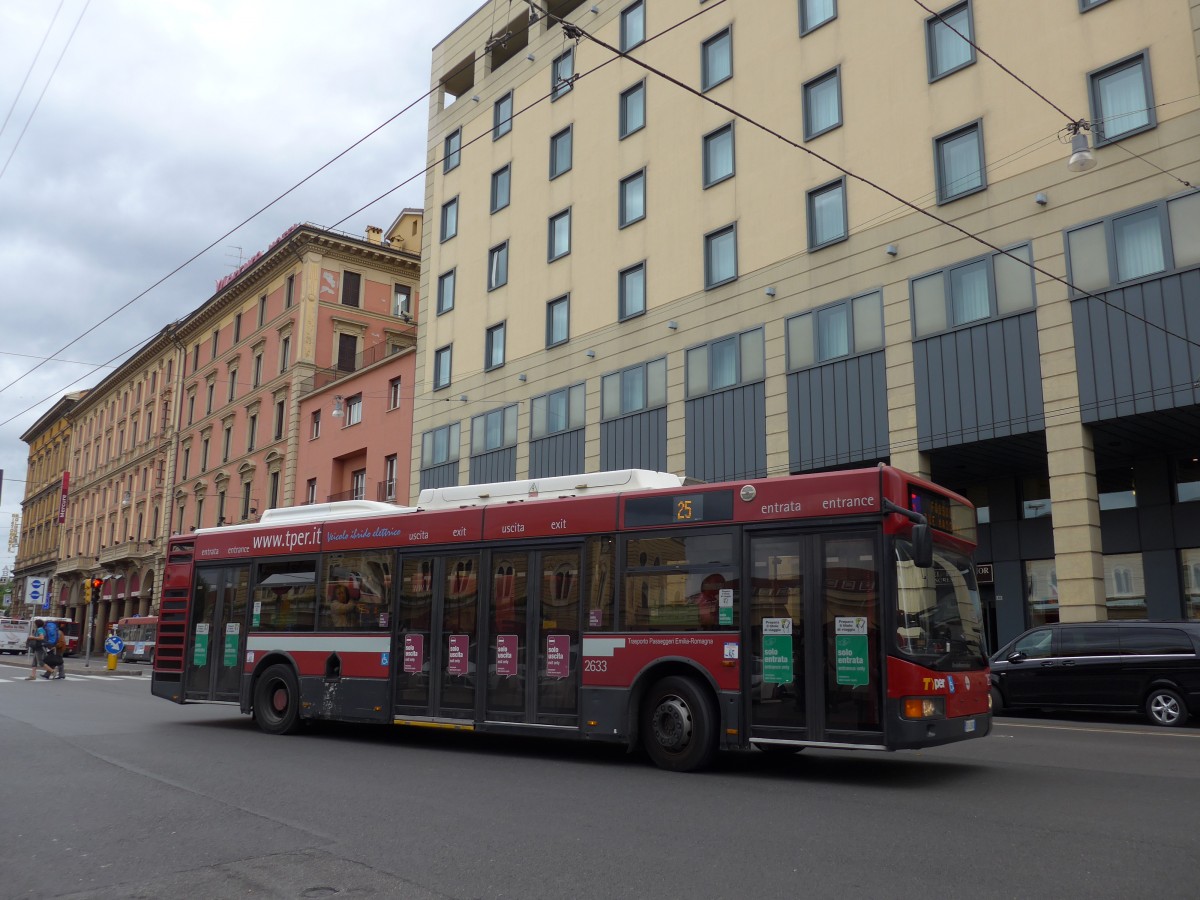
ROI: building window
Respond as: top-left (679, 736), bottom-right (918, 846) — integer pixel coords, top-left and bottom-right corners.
top-left (422, 422), bottom-right (461, 468)
top-left (205, 382), bottom-right (215, 415)
top-left (389, 377), bottom-right (402, 410)
top-left (233, 313), bottom-right (242, 343)
top-left (252, 353), bottom-right (262, 387)
top-left (1175, 456), bottom-right (1200, 503)
top-left (602, 358), bottom-right (667, 419)
top-left (440, 197), bottom-right (459, 242)
top-left (1104, 553), bottom-right (1146, 619)
top-left (552, 48), bottom-right (574, 100)
top-left (485, 322), bottom-right (506, 371)
top-left (345, 394), bottom-right (362, 427)
top-left (200, 437), bottom-right (210, 472)
top-left (241, 480), bottom-right (252, 519)
top-left (686, 328), bottom-right (764, 397)
top-left (619, 80), bottom-right (646, 138)
top-left (493, 91), bottom-right (513, 139)
top-left (800, 0), bottom-right (837, 34)
top-left (211, 329), bottom-right (219, 359)
top-left (247, 414), bottom-right (257, 451)
top-left (1181, 548), bottom-right (1200, 619)
top-left (532, 383), bottom-right (585, 438)
top-left (491, 165), bottom-right (511, 213)
top-left (807, 178), bottom-right (847, 249)
top-left (437, 269), bottom-right (456, 314)
top-left (471, 404), bottom-right (518, 454)
top-left (181, 446), bottom-right (191, 479)
top-left (433, 345), bottom-right (452, 391)
top-left (911, 243), bottom-right (1035, 336)
top-left (279, 336), bottom-right (291, 373)
top-left (444, 128), bottom-right (461, 172)
top-left (393, 284), bottom-right (411, 318)
top-left (349, 469), bottom-right (365, 501)
top-left (704, 223), bottom-right (738, 289)
top-left (548, 209), bottom-right (571, 261)
top-left (619, 170), bottom-right (646, 228)
top-left (620, 1), bottom-right (645, 51)
top-left (285, 274), bottom-right (295, 308)
top-left (222, 426), bottom-right (232, 462)
top-left (383, 455), bottom-right (398, 501)
top-left (306, 478), bottom-right (317, 504)
top-left (488, 242), bottom-right (509, 291)
top-left (311, 410), bottom-right (321, 439)
top-left (547, 294), bottom-right (570, 348)
top-left (227, 369), bottom-right (238, 402)
top-left (802, 68), bottom-right (841, 140)
top-left (926, 1), bottom-right (974, 81)
top-left (702, 123), bottom-right (734, 187)
top-left (1025, 559), bottom-right (1059, 626)
top-left (341, 271), bottom-right (361, 307)
top-left (274, 399), bottom-right (286, 439)
top-left (257, 295), bottom-right (267, 327)
top-left (787, 291), bottom-right (884, 369)
top-left (935, 121), bottom-right (986, 204)
top-left (192, 343), bottom-right (201, 372)
top-left (1067, 193), bottom-right (1200, 292)
top-left (1089, 52), bottom-right (1155, 145)
top-left (1098, 467), bottom-right (1137, 510)
top-left (701, 27), bottom-right (732, 91)
top-left (550, 126), bottom-right (573, 179)
top-left (1021, 475), bottom-right (1052, 520)
top-left (619, 262), bottom-right (646, 320)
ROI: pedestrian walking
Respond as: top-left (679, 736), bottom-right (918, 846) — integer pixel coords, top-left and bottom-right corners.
top-left (25, 619), bottom-right (46, 681)
top-left (40, 619), bottom-right (63, 679)
top-left (53, 625), bottom-right (67, 679)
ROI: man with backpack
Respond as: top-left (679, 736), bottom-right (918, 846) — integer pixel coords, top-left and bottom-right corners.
top-left (39, 619), bottom-right (63, 680)
top-left (25, 619), bottom-right (46, 680)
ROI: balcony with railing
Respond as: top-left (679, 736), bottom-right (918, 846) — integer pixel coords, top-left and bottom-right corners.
top-left (297, 335), bottom-right (414, 399)
top-left (99, 539), bottom-right (156, 567)
top-left (55, 555), bottom-right (95, 577)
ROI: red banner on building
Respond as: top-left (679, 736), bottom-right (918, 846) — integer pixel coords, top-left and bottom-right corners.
top-left (57, 472), bottom-right (70, 524)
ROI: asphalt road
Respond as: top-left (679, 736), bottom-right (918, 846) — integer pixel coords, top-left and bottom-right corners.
top-left (1, 656), bottom-right (1198, 900)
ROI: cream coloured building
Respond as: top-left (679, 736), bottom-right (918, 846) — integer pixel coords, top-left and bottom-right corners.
top-left (414, 0), bottom-right (1200, 648)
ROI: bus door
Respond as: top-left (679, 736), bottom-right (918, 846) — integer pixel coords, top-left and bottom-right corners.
top-left (393, 553), bottom-right (480, 722)
top-left (747, 530), bottom-right (883, 744)
top-left (185, 565), bottom-right (250, 702)
top-left (482, 548), bottom-right (582, 727)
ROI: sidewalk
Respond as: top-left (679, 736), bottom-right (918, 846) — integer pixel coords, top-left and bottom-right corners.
top-left (0, 652), bottom-right (146, 677)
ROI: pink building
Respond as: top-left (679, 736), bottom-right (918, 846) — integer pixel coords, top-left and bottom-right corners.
top-left (171, 215), bottom-right (422, 532)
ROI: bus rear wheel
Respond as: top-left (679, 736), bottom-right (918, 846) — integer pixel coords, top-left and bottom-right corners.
top-left (253, 664), bottom-right (302, 735)
top-left (640, 676), bottom-right (717, 772)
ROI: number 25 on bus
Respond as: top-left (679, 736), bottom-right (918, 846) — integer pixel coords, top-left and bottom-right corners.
top-left (151, 466), bottom-right (990, 771)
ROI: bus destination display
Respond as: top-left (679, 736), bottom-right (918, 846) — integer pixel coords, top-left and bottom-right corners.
top-left (625, 490), bottom-right (734, 527)
top-left (908, 485), bottom-right (974, 539)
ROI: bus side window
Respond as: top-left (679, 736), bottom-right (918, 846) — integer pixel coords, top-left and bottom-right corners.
top-left (585, 536), bottom-right (614, 631)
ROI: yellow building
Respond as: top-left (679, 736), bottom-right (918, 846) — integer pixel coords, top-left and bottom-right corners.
top-left (416, 0), bottom-right (1200, 648)
top-left (14, 392), bottom-right (85, 619)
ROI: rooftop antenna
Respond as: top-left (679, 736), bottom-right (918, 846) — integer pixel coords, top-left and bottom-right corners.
top-left (225, 246), bottom-right (246, 269)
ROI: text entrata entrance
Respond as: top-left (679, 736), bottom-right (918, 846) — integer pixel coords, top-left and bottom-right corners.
top-left (747, 530), bottom-right (882, 743)
top-left (186, 565), bottom-right (250, 702)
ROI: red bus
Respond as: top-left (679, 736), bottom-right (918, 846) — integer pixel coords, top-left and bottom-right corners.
top-left (116, 615), bottom-right (158, 663)
top-left (151, 466), bottom-right (990, 770)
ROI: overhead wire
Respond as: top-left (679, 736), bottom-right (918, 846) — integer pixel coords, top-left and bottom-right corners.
top-left (0, 0), bottom-right (90, 184)
top-left (0, 0), bottom-right (65, 144)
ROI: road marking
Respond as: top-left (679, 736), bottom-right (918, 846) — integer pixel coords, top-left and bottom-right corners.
top-left (1000, 721), bottom-right (1200, 739)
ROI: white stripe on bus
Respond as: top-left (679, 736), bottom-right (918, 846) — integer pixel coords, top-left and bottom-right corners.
top-left (581, 637), bottom-right (627, 658)
top-left (246, 635), bottom-right (391, 653)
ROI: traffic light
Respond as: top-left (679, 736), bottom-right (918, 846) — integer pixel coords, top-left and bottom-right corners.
top-left (90, 577), bottom-right (103, 603)
top-left (83, 579), bottom-right (92, 605)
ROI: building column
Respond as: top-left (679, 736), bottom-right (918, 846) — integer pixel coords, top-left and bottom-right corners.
top-left (883, 289), bottom-right (930, 479)
top-left (1047, 420), bottom-right (1106, 621)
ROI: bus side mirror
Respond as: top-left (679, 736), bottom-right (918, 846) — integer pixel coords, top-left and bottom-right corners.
top-left (912, 523), bottom-right (933, 568)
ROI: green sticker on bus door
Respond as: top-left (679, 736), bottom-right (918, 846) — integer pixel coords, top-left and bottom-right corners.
top-left (762, 618), bottom-right (793, 684)
top-left (193, 623), bottom-right (210, 666)
top-left (223, 623), bottom-right (240, 667)
top-left (718, 588), bottom-right (734, 626)
top-left (835, 616), bottom-right (869, 686)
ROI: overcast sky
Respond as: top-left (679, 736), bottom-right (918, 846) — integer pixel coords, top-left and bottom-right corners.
top-left (0, 0), bottom-right (482, 574)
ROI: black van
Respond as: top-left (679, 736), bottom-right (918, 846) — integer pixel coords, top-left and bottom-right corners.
top-left (989, 621), bottom-right (1200, 727)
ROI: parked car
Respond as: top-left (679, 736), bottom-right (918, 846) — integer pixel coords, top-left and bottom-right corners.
top-left (990, 621), bottom-right (1200, 726)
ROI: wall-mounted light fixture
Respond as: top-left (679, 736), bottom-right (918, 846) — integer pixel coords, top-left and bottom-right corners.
top-left (527, 53), bottom-right (535, 61)
top-left (667, 321), bottom-right (678, 330)
top-left (1035, 192), bottom-right (1049, 206)
top-left (886, 244), bottom-right (898, 257)
top-left (471, 95), bottom-right (481, 103)
top-left (764, 287), bottom-right (776, 298)
top-left (459, 394), bottom-right (469, 402)
top-left (518, 373), bottom-right (527, 381)
top-left (585, 349), bottom-right (596, 358)
top-left (332, 395), bottom-right (344, 418)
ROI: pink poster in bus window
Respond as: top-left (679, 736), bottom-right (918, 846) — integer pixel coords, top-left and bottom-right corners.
top-left (545, 635), bottom-right (570, 678)
top-left (403, 634), bottom-right (424, 674)
top-left (495, 635), bottom-right (518, 677)
top-left (447, 634), bottom-right (470, 676)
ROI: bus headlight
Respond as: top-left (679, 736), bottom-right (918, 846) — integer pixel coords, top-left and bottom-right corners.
top-left (902, 697), bottom-right (945, 720)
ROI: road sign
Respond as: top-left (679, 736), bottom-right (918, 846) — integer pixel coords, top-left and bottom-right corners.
top-left (105, 635), bottom-right (125, 655)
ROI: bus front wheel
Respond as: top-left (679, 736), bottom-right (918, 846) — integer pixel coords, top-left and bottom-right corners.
top-left (253, 664), bottom-right (302, 735)
top-left (640, 676), bottom-right (717, 772)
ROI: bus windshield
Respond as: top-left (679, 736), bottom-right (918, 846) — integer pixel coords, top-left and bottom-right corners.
top-left (894, 539), bottom-right (986, 671)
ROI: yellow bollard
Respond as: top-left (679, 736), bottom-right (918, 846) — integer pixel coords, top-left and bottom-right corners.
top-left (107, 652), bottom-right (117, 671)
